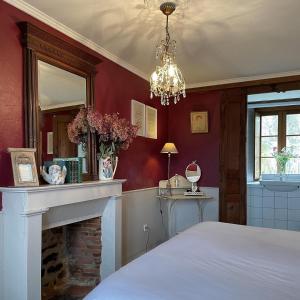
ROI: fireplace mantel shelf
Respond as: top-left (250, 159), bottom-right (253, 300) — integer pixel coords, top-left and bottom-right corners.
top-left (1, 179), bottom-right (125, 300)
top-left (0, 179), bottom-right (126, 193)
top-left (0, 179), bottom-right (126, 215)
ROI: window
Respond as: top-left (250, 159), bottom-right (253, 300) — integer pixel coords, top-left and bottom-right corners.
top-left (254, 109), bottom-right (300, 179)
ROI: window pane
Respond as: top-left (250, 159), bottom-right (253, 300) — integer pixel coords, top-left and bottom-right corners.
top-left (255, 156), bottom-right (260, 179)
top-left (255, 114), bottom-right (261, 179)
top-left (286, 136), bottom-right (300, 155)
top-left (287, 114), bottom-right (300, 135)
top-left (286, 158), bottom-right (300, 174)
top-left (261, 115), bottom-right (278, 136)
top-left (261, 158), bottom-right (277, 174)
top-left (261, 137), bottom-right (277, 157)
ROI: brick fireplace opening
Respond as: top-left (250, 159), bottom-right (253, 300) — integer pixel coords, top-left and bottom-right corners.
top-left (42, 217), bottom-right (101, 300)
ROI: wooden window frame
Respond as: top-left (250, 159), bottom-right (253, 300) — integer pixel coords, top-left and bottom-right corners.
top-left (254, 106), bottom-right (300, 180)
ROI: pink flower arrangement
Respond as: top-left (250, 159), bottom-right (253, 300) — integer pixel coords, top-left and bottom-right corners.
top-left (68, 108), bottom-right (138, 158)
top-left (67, 108), bottom-right (89, 145)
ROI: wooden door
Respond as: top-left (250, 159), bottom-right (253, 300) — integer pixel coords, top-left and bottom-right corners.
top-left (53, 115), bottom-right (77, 158)
top-left (220, 88), bottom-right (247, 224)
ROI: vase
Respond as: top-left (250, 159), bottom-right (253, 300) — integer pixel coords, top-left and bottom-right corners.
top-left (278, 163), bottom-right (286, 181)
top-left (278, 163), bottom-right (287, 181)
top-left (99, 156), bottom-right (118, 180)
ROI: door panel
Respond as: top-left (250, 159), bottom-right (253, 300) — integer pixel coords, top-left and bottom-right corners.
top-left (220, 88), bottom-right (247, 224)
top-left (53, 114), bottom-right (77, 158)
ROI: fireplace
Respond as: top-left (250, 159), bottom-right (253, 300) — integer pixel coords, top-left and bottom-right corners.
top-left (42, 217), bottom-right (101, 300)
top-left (1, 180), bottom-right (124, 300)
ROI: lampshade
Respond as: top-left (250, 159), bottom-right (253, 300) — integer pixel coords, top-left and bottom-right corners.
top-left (160, 142), bottom-right (178, 154)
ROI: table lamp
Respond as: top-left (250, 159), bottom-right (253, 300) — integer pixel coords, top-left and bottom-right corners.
top-left (161, 142), bottom-right (178, 187)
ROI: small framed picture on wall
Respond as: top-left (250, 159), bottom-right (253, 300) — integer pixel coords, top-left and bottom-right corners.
top-left (8, 148), bottom-right (39, 187)
top-left (191, 111), bottom-right (208, 133)
top-left (145, 106), bottom-right (157, 139)
top-left (131, 99), bottom-right (145, 136)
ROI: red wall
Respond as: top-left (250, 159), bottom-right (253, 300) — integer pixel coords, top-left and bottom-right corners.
top-left (168, 91), bottom-right (221, 187)
top-left (0, 1), bottom-right (168, 204)
top-left (0, 1), bottom-right (24, 189)
top-left (94, 58), bottom-right (168, 190)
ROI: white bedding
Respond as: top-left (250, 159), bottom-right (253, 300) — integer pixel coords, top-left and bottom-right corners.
top-left (85, 222), bottom-right (300, 300)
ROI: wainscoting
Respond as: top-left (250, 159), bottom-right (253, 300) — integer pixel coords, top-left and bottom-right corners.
top-left (200, 187), bottom-right (219, 222)
top-left (247, 183), bottom-right (300, 230)
top-left (0, 211), bottom-right (3, 300)
top-left (122, 187), bottom-right (164, 264)
top-left (122, 186), bottom-right (219, 264)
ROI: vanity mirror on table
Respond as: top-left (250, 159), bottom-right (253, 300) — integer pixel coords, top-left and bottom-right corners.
top-left (18, 22), bottom-right (101, 182)
top-left (158, 161), bottom-right (212, 239)
top-left (184, 161), bottom-right (204, 195)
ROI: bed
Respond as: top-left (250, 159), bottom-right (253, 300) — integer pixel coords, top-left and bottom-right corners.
top-left (85, 222), bottom-right (300, 300)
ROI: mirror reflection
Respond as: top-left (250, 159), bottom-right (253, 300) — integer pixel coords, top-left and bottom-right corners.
top-left (38, 60), bottom-right (88, 173)
top-left (38, 61), bottom-right (86, 110)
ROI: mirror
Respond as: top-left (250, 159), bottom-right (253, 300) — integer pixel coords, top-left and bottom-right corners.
top-left (19, 22), bottom-right (101, 181)
top-left (38, 61), bottom-right (88, 173)
top-left (38, 61), bottom-right (86, 110)
top-left (185, 161), bottom-right (201, 192)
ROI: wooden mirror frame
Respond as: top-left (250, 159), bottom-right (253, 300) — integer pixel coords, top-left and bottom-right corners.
top-left (18, 22), bottom-right (101, 181)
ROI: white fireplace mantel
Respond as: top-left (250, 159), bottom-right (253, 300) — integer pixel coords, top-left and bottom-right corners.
top-left (0, 180), bottom-right (125, 300)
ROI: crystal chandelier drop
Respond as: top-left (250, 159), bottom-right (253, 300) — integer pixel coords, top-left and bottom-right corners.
top-left (150, 2), bottom-right (186, 106)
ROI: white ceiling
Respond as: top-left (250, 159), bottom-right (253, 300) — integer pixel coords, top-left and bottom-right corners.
top-left (7, 0), bottom-right (300, 87)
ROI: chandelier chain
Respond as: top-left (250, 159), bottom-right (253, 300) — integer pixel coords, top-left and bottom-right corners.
top-left (165, 15), bottom-right (170, 48)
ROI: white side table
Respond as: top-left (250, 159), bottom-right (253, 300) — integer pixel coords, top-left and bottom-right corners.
top-left (158, 194), bottom-right (212, 239)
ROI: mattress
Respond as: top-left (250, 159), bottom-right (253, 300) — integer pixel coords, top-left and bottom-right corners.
top-left (84, 222), bottom-right (300, 300)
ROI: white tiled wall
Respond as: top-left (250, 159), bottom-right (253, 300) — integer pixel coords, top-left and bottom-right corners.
top-left (247, 184), bottom-right (300, 231)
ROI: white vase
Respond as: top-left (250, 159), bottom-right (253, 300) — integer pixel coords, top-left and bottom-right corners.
top-left (99, 156), bottom-right (118, 180)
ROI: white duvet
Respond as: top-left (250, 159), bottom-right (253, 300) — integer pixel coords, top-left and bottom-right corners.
top-left (85, 222), bottom-right (300, 300)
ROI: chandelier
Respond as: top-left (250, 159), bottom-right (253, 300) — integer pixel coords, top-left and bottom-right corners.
top-left (144, 0), bottom-right (189, 9)
top-left (150, 2), bottom-right (186, 106)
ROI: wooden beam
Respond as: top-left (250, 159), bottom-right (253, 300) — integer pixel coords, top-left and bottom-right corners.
top-left (187, 74), bottom-right (300, 94)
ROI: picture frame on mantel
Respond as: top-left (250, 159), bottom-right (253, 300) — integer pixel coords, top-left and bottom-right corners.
top-left (8, 148), bottom-right (39, 187)
top-left (191, 111), bottom-right (209, 133)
